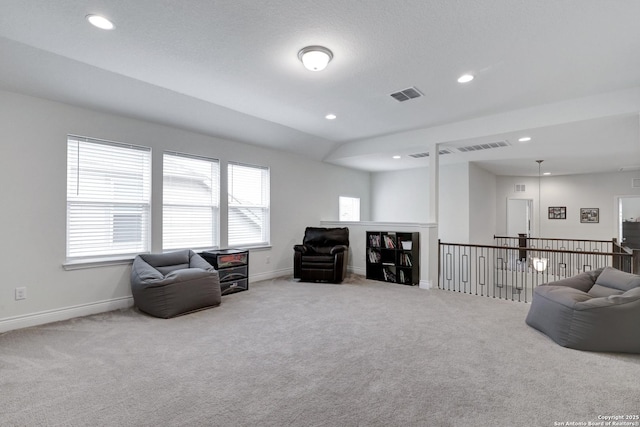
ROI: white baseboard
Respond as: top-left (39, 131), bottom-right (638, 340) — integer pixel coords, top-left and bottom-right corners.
top-left (349, 266), bottom-right (366, 276)
top-left (0, 296), bottom-right (134, 334)
top-left (419, 279), bottom-right (433, 289)
top-left (1, 267), bottom-right (362, 333)
top-left (250, 267), bottom-right (294, 283)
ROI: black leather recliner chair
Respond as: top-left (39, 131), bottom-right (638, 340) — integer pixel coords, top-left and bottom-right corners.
top-left (293, 227), bottom-right (349, 283)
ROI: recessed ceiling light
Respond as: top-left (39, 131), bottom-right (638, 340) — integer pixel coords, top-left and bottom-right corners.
top-left (392, 155), bottom-right (401, 159)
top-left (325, 114), bottom-right (337, 120)
top-left (86, 14), bottom-right (114, 30)
top-left (543, 172), bottom-right (551, 176)
top-left (518, 136), bottom-right (532, 142)
top-left (457, 74), bottom-right (474, 83)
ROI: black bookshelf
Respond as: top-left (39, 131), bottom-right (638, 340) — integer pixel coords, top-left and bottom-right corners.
top-left (366, 231), bottom-right (420, 285)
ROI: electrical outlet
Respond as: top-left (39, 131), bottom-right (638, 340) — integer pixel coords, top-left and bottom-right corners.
top-left (15, 287), bottom-right (27, 300)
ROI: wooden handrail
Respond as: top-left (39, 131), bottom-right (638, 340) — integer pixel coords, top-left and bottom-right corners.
top-left (441, 241), bottom-right (631, 258)
top-left (493, 235), bottom-right (612, 244)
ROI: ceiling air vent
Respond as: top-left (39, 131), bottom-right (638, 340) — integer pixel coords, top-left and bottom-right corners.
top-left (390, 87), bottom-right (423, 102)
top-left (632, 178), bottom-right (640, 188)
top-left (457, 140), bottom-right (510, 153)
top-left (408, 152), bottom-right (429, 158)
top-left (408, 149), bottom-right (453, 158)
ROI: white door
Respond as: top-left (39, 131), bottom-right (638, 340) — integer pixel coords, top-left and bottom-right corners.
top-left (507, 198), bottom-right (532, 236)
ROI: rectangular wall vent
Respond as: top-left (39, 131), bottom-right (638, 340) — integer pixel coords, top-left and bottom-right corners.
top-left (633, 178), bottom-right (640, 188)
top-left (408, 152), bottom-right (429, 158)
top-left (515, 184), bottom-right (526, 192)
top-left (457, 140), bottom-right (510, 153)
top-left (408, 149), bottom-right (453, 158)
top-left (390, 87), bottom-right (423, 102)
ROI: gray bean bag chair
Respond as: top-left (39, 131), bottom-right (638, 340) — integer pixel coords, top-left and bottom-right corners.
top-left (131, 250), bottom-right (221, 318)
top-left (525, 266), bottom-right (640, 353)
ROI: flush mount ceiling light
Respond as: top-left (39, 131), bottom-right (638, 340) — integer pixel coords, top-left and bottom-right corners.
top-left (298, 46), bottom-right (333, 71)
top-left (518, 136), bottom-right (532, 142)
top-left (457, 74), bottom-right (474, 83)
top-left (86, 14), bottom-right (114, 30)
top-left (392, 155), bottom-right (401, 159)
top-left (325, 114), bottom-right (337, 120)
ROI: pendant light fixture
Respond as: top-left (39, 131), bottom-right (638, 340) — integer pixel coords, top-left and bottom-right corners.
top-left (533, 159), bottom-right (548, 272)
top-left (298, 46), bottom-right (333, 71)
top-left (536, 160), bottom-right (543, 237)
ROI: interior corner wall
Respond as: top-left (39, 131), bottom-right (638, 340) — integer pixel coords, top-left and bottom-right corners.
top-left (496, 171), bottom-right (640, 240)
top-left (370, 167), bottom-right (429, 223)
top-left (370, 163), bottom-right (477, 243)
top-left (0, 89), bottom-right (370, 325)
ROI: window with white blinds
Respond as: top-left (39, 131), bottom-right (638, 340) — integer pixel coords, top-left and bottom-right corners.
top-left (163, 152), bottom-right (220, 250)
top-left (228, 162), bottom-right (270, 247)
top-left (66, 136), bottom-right (151, 260)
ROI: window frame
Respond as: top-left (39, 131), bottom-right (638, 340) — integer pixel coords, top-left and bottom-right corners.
top-left (227, 161), bottom-right (270, 248)
top-left (65, 135), bottom-right (151, 265)
top-left (162, 151), bottom-right (220, 251)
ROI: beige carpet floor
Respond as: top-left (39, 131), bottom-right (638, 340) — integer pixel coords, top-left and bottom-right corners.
top-left (1, 275), bottom-right (639, 426)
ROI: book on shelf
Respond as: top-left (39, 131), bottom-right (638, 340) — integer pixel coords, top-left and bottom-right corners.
top-left (368, 234), bottom-right (381, 248)
top-left (382, 267), bottom-right (396, 282)
top-left (400, 253), bottom-right (412, 266)
top-left (383, 235), bottom-right (396, 249)
top-left (367, 248), bottom-right (381, 263)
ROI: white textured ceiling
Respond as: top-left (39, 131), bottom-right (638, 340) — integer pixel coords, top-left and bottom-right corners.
top-left (1, 0), bottom-right (639, 175)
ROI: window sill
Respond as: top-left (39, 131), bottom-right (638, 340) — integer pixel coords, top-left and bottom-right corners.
top-left (63, 256), bottom-right (135, 271)
top-left (62, 246), bottom-right (272, 270)
top-left (235, 245), bottom-right (272, 251)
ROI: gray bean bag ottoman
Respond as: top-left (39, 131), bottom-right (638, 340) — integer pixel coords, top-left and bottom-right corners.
top-left (525, 266), bottom-right (640, 353)
top-left (131, 250), bottom-right (221, 318)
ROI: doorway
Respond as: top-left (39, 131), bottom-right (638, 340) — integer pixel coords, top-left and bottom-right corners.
top-left (618, 196), bottom-right (640, 249)
top-left (507, 198), bottom-right (532, 237)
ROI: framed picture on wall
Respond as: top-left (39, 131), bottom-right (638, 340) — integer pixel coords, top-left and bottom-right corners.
top-left (548, 206), bottom-right (566, 219)
top-left (580, 208), bottom-right (599, 223)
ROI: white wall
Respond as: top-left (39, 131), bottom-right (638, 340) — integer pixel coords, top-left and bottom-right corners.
top-left (371, 168), bottom-right (429, 222)
top-left (468, 163), bottom-right (497, 245)
top-left (496, 171), bottom-right (640, 240)
top-left (371, 163), bottom-right (486, 244)
top-left (0, 89), bottom-right (370, 329)
top-left (495, 176), bottom-right (540, 236)
top-left (621, 196), bottom-right (640, 221)
top-left (439, 163), bottom-right (471, 243)
top-left (371, 162), bottom-right (640, 245)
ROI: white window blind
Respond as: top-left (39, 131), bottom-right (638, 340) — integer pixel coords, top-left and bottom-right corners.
top-left (163, 152), bottom-right (220, 250)
top-left (228, 162), bottom-right (270, 247)
top-left (339, 196), bottom-right (361, 221)
top-left (66, 136), bottom-right (151, 260)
